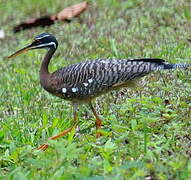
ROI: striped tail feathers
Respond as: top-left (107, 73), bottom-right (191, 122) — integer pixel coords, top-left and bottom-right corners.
top-left (131, 58), bottom-right (165, 65)
top-left (163, 63), bottom-right (191, 70)
top-left (131, 58), bottom-right (191, 70)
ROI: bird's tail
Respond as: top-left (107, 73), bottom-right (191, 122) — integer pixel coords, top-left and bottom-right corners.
top-left (131, 58), bottom-right (191, 70)
top-left (162, 63), bottom-right (191, 70)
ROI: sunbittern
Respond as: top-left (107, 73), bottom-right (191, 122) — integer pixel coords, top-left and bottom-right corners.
top-left (8, 33), bottom-right (191, 151)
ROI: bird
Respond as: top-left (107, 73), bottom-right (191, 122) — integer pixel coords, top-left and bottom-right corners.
top-left (8, 33), bottom-right (191, 151)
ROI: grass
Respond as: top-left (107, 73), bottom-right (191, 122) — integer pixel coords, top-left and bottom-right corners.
top-left (0, 0), bottom-right (191, 179)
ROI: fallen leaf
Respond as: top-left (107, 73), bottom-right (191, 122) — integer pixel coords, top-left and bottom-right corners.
top-left (13, 16), bottom-right (54, 33)
top-left (13, 2), bottom-right (88, 33)
top-left (54, 1), bottom-right (88, 21)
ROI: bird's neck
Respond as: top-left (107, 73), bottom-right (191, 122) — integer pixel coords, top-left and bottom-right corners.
top-left (40, 48), bottom-right (56, 87)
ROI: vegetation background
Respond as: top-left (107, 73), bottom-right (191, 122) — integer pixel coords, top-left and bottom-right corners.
top-left (0, 0), bottom-right (191, 179)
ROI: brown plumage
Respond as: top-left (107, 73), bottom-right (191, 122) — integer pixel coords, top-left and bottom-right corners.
top-left (8, 33), bottom-right (191, 150)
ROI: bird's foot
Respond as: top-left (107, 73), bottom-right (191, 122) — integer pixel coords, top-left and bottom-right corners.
top-left (34, 143), bottom-right (49, 151)
top-left (33, 126), bottom-right (76, 151)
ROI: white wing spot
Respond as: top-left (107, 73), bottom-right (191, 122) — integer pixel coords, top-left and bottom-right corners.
top-left (88, 79), bottom-right (93, 83)
top-left (83, 83), bottom-right (88, 87)
top-left (72, 88), bottom-right (78, 93)
top-left (62, 88), bottom-right (67, 93)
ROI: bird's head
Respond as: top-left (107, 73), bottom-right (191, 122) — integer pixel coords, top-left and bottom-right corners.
top-left (8, 33), bottom-right (58, 58)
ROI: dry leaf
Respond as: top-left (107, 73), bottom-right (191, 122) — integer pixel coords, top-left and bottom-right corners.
top-left (13, 1), bottom-right (88, 33)
top-left (55, 1), bottom-right (88, 21)
top-left (13, 16), bottom-right (54, 33)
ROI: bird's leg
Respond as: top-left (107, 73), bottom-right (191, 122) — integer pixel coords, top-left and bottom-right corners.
top-left (36, 103), bottom-right (78, 151)
top-left (89, 102), bottom-right (102, 138)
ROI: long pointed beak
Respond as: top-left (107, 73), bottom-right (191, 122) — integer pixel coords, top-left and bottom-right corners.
top-left (8, 44), bottom-right (33, 58)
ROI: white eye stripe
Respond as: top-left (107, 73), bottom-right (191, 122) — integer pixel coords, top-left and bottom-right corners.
top-left (33, 42), bottom-right (57, 49)
top-left (36, 34), bottom-right (50, 40)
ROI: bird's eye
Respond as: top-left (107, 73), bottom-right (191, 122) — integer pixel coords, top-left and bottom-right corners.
top-left (33, 39), bottom-right (40, 44)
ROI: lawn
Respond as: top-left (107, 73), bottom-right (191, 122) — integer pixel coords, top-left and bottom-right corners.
top-left (0, 0), bottom-right (191, 179)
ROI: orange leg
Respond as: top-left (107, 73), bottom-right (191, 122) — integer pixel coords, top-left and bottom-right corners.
top-left (89, 102), bottom-right (102, 138)
top-left (36, 103), bottom-right (78, 151)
